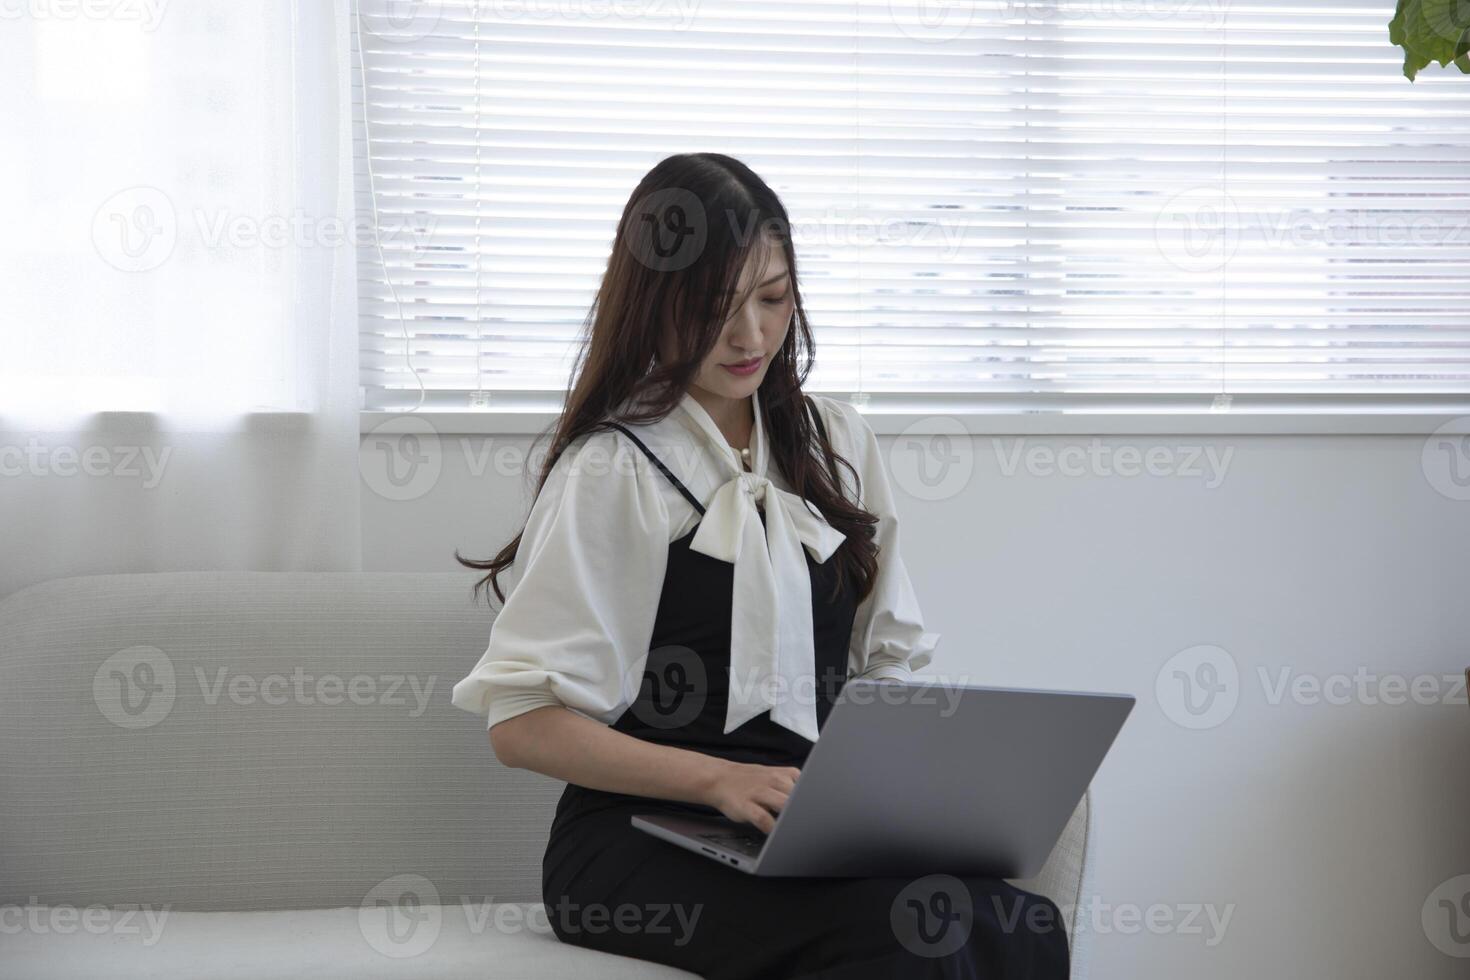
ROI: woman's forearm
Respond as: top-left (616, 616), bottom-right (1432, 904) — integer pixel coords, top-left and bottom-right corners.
top-left (489, 704), bottom-right (733, 807)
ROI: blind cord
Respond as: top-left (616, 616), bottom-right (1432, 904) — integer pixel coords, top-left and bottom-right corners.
top-left (353, 0), bottom-right (426, 413)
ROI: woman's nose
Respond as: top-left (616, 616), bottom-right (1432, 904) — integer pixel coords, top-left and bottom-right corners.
top-left (729, 304), bottom-right (763, 348)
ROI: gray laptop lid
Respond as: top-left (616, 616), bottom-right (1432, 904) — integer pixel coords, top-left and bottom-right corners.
top-left (750, 679), bottom-right (1134, 878)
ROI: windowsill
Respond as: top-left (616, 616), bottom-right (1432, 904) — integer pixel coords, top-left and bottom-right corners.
top-left (360, 407), bottom-right (1470, 436)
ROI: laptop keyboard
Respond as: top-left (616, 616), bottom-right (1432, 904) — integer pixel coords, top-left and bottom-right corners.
top-left (697, 831), bottom-right (768, 857)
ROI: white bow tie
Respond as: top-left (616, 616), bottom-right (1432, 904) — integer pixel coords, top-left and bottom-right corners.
top-left (688, 468), bottom-right (848, 742)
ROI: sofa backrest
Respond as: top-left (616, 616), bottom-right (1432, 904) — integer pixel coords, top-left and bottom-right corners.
top-left (0, 570), bottom-right (1091, 943)
top-left (0, 571), bottom-right (557, 912)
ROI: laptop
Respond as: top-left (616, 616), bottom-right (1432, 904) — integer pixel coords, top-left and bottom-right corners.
top-left (631, 678), bottom-right (1134, 877)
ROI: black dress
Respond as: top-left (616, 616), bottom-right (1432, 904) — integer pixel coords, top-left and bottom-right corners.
top-left (541, 419), bottom-right (1070, 980)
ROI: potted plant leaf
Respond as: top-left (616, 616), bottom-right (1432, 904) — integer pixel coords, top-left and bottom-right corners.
top-left (1390, 0), bottom-right (1470, 79)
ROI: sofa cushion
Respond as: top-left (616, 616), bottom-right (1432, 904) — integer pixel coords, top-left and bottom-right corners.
top-left (0, 904), bottom-right (698, 979)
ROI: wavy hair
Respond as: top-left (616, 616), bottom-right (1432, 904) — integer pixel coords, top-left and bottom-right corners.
top-left (455, 152), bottom-right (880, 608)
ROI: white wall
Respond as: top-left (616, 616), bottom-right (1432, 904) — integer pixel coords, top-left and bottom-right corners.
top-left (362, 428), bottom-right (1470, 979)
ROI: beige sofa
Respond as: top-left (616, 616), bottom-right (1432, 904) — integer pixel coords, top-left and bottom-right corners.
top-left (0, 572), bottom-right (1096, 978)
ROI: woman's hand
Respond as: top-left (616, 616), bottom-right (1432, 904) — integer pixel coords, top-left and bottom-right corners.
top-left (701, 760), bottom-right (801, 833)
top-left (491, 707), bottom-right (805, 828)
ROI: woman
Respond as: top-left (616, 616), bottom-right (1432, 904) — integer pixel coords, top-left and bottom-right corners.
top-left (451, 153), bottom-right (1067, 979)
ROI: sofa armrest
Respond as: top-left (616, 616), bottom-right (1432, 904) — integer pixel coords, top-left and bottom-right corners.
top-left (1007, 789), bottom-right (1092, 978)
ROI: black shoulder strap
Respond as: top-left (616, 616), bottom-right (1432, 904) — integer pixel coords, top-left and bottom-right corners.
top-left (609, 401), bottom-right (829, 515)
top-left (606, 422), bottom-right (707, 517)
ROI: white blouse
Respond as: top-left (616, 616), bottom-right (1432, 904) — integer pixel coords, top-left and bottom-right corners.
top-left (449, 386), bottom-right (941, 743)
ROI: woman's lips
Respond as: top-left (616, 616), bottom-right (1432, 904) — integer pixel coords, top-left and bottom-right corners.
top-left (721, 356), bottom-right (762, 376)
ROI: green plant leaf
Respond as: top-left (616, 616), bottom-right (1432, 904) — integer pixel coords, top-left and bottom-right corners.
top-left (1389, 0), bottom-right (1470, 80)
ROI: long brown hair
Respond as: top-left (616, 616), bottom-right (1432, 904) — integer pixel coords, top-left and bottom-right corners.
top-left (455, 152), bottom-right (880, 608)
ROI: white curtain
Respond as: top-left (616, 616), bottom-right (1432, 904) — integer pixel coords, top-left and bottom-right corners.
top-left (0, 1), bottom-right (361, 599)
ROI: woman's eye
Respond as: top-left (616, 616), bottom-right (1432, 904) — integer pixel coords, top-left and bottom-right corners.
top-left (762, 293), bottom-right (790, 305)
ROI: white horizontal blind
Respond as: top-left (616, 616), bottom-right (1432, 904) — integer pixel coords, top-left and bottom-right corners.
top-left (353, 0), bottom-right (1470, 413)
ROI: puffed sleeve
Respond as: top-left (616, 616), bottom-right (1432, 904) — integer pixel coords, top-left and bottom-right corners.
top-left (450, 428), bottom-right (672, 730)
top-left (819, 396), bottom-right (941, 681)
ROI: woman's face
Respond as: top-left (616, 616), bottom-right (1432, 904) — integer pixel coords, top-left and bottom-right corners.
top-left (662, 246), bottom-right (794, 402)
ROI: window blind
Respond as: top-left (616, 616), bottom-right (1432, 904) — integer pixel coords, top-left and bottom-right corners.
top-left (353, 0), bottom-right (1470, 413)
